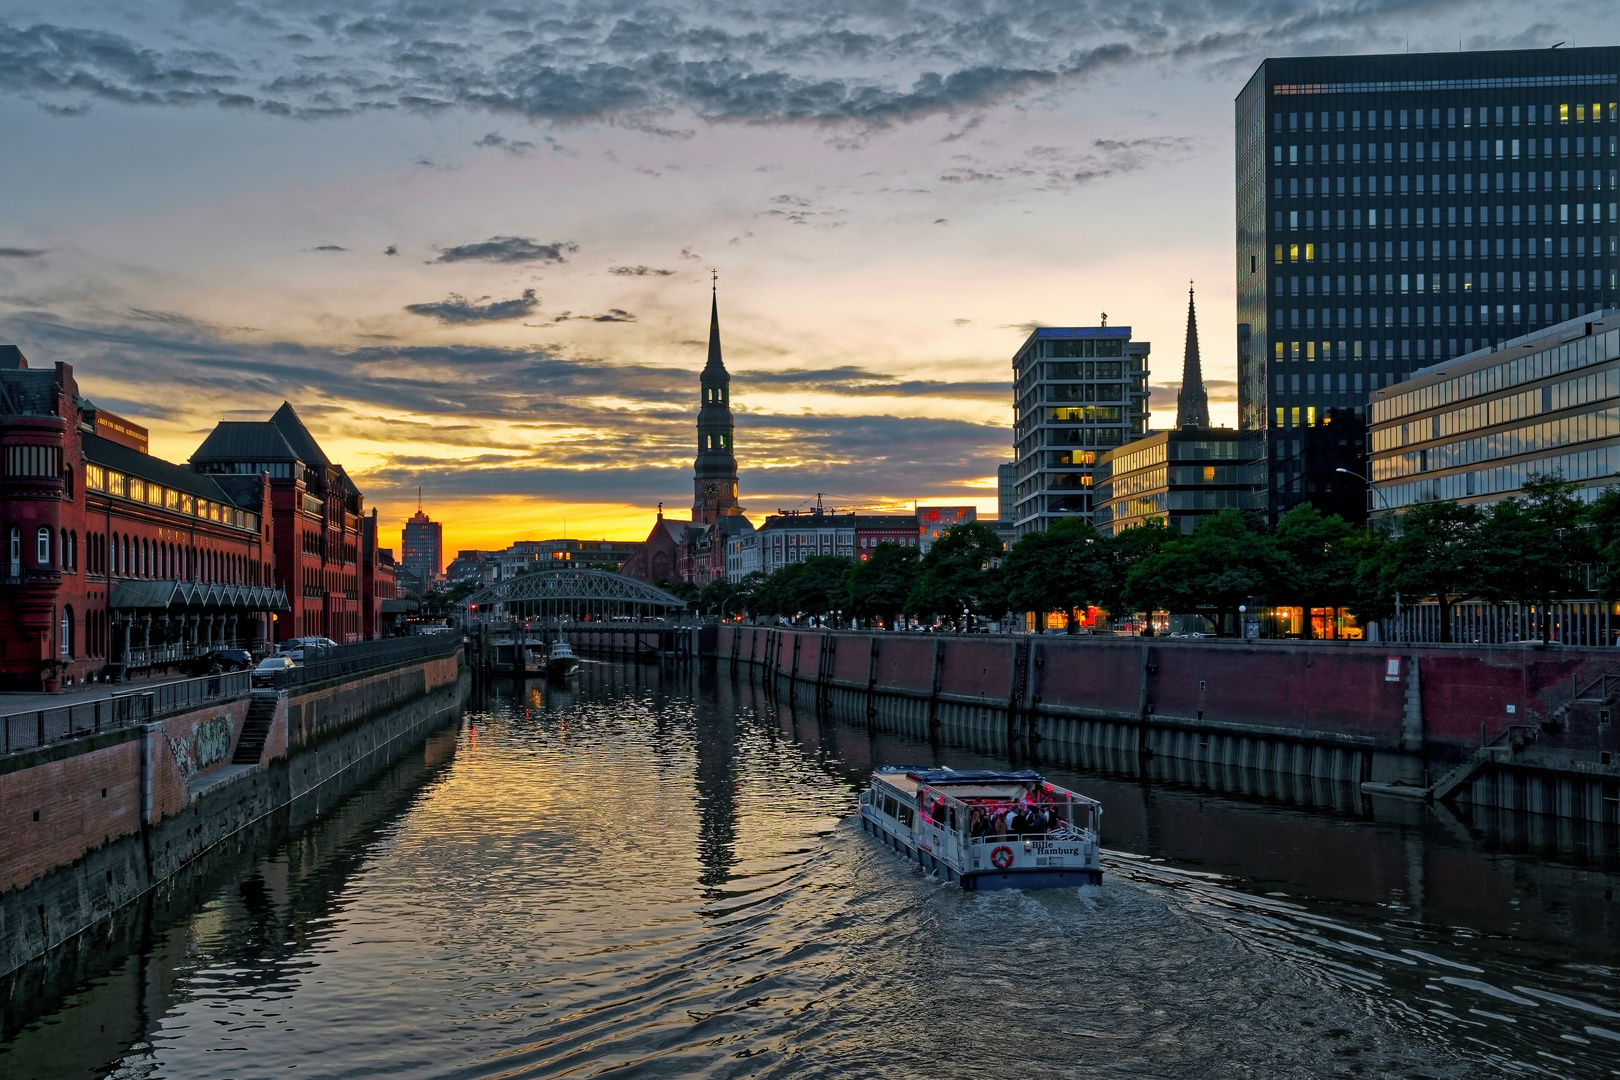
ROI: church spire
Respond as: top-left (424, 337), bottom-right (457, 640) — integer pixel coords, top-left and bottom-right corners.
top-left (693, 276), bottom-right (741, 524)
top-left (1176, 281), bottom-right (1210, 429)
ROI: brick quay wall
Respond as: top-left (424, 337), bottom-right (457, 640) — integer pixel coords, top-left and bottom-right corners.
top-left (709, 626), bottom-right (1620, 825)
top-left (0, 645), bottom-right (465, 979)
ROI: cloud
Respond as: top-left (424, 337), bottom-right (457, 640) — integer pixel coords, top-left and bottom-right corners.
top-left (0, 1), bottom-right (1499, 129)
top-left (384, 244), bottom-right (399, 256)
top-left (404, 289), bottom-right (539, 323)
top-left (940, 137), bottom-right (1199, 188)
top-left (431, 236), bottom-right (577, 264)
top-left (0, 247), bottom-right (46, 258)
top-left (735, 365), bottom-right (1006, 400)
top-left (537, 308), bottom-right (637, 324)
top-left (608, 265), bottom-right (674, 277)
top-left (312, 244), bottom-right (346, 252)
top-left (678, 247), bottom-right (702, 261)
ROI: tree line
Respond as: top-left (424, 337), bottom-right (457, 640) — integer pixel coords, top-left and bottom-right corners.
top-left (688, 474), bottom-right (1620, 639)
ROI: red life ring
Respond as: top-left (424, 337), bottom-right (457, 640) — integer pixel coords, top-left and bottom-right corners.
top-left (990, 845), bottom-right (1015, 869)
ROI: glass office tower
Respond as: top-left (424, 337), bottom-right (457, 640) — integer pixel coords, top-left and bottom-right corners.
top-left (1010, 326), bottom-right (1150, 537)
top-left (1236, 47), bottom-right (1619, 522)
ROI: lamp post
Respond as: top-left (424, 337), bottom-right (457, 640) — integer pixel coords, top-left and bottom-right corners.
top-left (1335, 467), bottom-right (1400, 642)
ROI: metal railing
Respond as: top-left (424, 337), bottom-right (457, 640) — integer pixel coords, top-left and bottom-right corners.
top-left (1, 635), bottom-right (460, 756)
top-left (0, 670), bottom-right (250, 755)
top-left (275, 634), bottom-right (461, 688)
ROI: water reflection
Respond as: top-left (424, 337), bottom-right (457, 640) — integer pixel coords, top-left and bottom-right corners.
top-left (1, 662), bottom-right (1616, 1080)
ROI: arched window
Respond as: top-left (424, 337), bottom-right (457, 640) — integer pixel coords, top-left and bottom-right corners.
top-left (8, 526), bottom-right (18, 577)
top-left (36, 527), bottom-right (50, 567)
top-left (60, 607), bottom-right (72, 659)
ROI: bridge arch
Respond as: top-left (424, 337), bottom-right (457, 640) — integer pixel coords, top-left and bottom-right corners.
top-left (460, 570), bottom-right (689, 621)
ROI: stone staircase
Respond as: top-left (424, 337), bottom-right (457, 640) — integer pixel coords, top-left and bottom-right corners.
top-left (231, 692), bottom-right (280, 765)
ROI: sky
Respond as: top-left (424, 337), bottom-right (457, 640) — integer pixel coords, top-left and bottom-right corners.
top-left (0, 1), bottom-right (1613, 553)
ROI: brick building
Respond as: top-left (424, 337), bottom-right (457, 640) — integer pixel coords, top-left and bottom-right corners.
top-left (0, 350), bottom-right (286, 690)
top-left (190, 403), bottom-right (369, 644)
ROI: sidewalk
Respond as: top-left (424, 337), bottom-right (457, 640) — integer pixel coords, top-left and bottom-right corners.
top-left (0, 674), bottom-right (197, 717)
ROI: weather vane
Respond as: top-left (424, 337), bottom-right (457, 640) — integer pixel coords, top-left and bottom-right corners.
top-left (711, 268), bottom-right (718, 292)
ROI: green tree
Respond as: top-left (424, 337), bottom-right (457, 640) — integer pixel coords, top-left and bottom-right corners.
top-left (1003, 518), bottom-right (1110, 631)
top-left (730, 571), bottom-right (769, 620)
top-left (1099, 518), bottom-right (1178, 616)
top-left (1273, 503), bottom-right (1361, 635)
top-left (697, 579), bottom-right (735, 617)
top-left (792, 555), bottom-right (855, 625)
top-left (750, 563), bottom-right (804, 620)
top-left (1583, 484), bottom-right (1620, 600)
top-left (1478, 473), bottom-right (1592, 643)
top-left (906, 521), bottom-right (1007, 628)
top-left (1377, 499), bottom-right (1485, 643)
top-left (1122, 509), bottom-right (1283, 634)
top-left (846, 542), bottom-right (919, 628)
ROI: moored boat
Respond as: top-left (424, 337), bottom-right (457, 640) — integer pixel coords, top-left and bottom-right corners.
top-left (547, 642), bottom-right (581, 678)
top-left (859, 766), bottom-right (1101, 890)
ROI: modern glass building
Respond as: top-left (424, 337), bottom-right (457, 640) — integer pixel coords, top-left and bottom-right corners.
top-left (1094, 429), bottom-right (1266, 536)
top-left (1236, 47), bottom-right (1620, 522)
top-left (1010, 326), bottom-right (1150, 536)
top-left (1368, 307), bottom-right (1620, 514)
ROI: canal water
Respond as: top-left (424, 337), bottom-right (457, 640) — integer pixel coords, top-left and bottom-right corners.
top-left (3, 661), bottom-right (1618, 1079)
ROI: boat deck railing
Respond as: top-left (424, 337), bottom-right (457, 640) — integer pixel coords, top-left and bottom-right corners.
top-left (970, 825), bottom-right (1097, 845)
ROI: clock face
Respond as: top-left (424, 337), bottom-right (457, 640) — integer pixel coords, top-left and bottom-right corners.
top-left (703, 481), bottom-right (719, 497)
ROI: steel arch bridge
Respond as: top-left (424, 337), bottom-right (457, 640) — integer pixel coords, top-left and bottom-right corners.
top-left (461, 570), bottom-right (689, 619)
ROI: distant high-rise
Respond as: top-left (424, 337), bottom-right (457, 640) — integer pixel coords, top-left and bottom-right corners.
top-left (1010, 324), bottom-right (1151, 536)
top-left (997, 462), bottom-right (1017, 521)
top-left (401, 503), bottom-right (443, 584)
top-left (1236, 46), bottom-right (1620, 522)
top-left (1176, 285), bottom-right (1211, 429)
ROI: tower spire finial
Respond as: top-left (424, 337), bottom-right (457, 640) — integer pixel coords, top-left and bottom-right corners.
top-left (1176, 279), bottom-right (1210, 430)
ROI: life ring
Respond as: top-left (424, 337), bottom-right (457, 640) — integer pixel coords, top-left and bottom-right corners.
top-left (990, 845), bottom-right (1015, 870)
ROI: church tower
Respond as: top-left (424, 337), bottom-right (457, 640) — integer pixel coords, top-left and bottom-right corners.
top-left (1176, 282), bottom-right (1211, 429)
top-left (692, 280), bottom-right (742, 524)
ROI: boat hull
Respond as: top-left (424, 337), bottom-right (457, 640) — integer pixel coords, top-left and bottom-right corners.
top-left (859, 812), bottom-right (1100, 891)
top-left (548, 659), bottom-right (580, 678)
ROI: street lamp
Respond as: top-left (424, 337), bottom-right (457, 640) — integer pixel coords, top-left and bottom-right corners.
top-left (1335, 467), bottom-right (1400, 642)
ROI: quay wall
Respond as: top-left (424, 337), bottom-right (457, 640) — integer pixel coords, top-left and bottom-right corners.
top-left (0, 646), bottom-right (464, 978)
top-left (714, 626), bottom-right (1620, 823)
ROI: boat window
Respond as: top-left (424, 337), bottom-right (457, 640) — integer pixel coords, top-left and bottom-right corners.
top-left (881, 795), bottom-right (898, 819)
top-left (947, 807), bottom-right (957, 830)
top-left (897, 807), bottom-right (914, 828)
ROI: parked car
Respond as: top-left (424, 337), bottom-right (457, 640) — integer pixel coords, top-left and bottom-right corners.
top-left (182, 648), bottom-right (254, 676)
top-left (277, 636), bottom-right (339, 661)
top-left (251, 655), bottom-right (297, 687)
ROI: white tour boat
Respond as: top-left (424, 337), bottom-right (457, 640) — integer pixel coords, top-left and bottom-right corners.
top-left (859, 766), bottom-right (1102, 890)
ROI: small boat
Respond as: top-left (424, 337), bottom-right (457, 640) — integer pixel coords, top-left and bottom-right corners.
top-left (859, 766), bottom-right (1101, 891)
top-left (547, 642), bottom-right (581, 678)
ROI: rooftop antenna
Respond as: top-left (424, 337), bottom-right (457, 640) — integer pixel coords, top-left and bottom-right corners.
top-left (1551, 41), bottom-right (1564, 49)
top-left (711, 268), bottom-right (718, 293)
top-left (417, 484), bottom-right (422, 513)
top-left (1100, 312), bottom-right (1107, 327)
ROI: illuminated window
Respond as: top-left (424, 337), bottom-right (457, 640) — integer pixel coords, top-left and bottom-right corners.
top-left (1575, 105), bottom-right (1585, 122)
top-left (1274, 245), bottom-right (1283, 264)
top-left (86, 464), bottom-right (104, 490)
top-left (1289, 244), bottom-right (1299, 262)
top-left (1560, 104), bottom-right (1568, 123)
top-left (1275, 342), bottom-right (1284, 360)
top-left (1307, 407), bottom-right (1317, 427)
top-left (1275, 408), bottom-right (1284, 427)
top-left (1291, 341), bottom-right (1300, 360)
top-left (127, 479), bottom-right (144, 502)
top-left (1290, 407), bottom-right (1300, 427)
top-left (1307, 341), bottom-right (1316, 360)
top-left (1305, 243), bottom-right (1315, 262)
top-left (1203, 466), bottom-right (1216, 482)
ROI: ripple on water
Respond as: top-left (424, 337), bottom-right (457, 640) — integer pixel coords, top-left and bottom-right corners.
top-left (4, 673), bottom-right (1615, 1080)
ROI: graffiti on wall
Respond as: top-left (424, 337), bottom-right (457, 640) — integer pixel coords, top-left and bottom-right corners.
top-left (167, 715), bottom-right (234, 778)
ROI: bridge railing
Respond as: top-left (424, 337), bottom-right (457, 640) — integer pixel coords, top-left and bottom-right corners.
top-left (277, 634), bottom-right (462, 688)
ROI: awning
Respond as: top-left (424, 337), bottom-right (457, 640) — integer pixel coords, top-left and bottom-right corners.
top-left (109, 579), bottom-right (291, 612)
top-left (380, 598), bottom-right (419, 614)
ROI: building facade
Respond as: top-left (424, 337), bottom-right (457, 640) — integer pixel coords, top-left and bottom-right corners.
top-left (1094, 429), bottom-right (1267, 536)
top-left (191, 403), bottom-right (369, 644)
top-left (1238, 47), bottom-right (1620, 522)
top-left (1368, 308), bottom-right (1620, 514)
top-left (0, 352), bottom-right (288, 690)
top-left (401, 506), bottom-right (443, 586)
top-left (997, 462), bottom-right (1017, 522)
top-left (1010, 325), bottom-right (1151, 536)
top-left (360, 508), bottom-right (399, 639)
